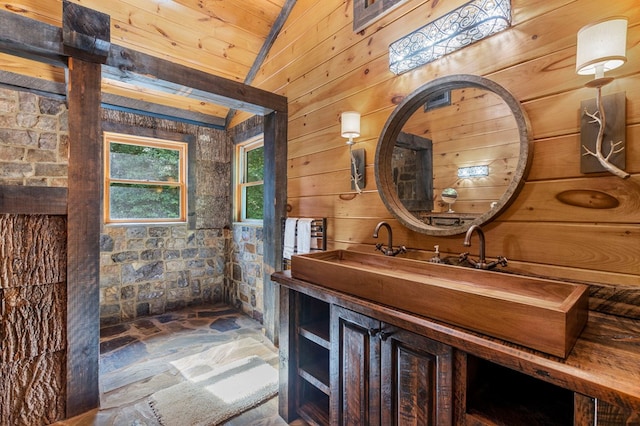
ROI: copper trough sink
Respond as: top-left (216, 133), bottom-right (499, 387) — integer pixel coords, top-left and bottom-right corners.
top-left (291, 250), bottom-right (589, 358)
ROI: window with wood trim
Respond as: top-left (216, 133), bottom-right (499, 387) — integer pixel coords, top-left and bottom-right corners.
top-left (104, 132), bottom-right (188, 223)
top-left (235, 136), bottom-right (264, 222)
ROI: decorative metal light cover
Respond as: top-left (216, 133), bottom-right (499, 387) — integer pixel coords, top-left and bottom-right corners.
top-left (389, 0), bottom-right (511, 75)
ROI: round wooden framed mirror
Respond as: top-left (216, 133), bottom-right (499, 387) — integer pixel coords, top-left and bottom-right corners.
top-left (375, 74), bottom-right (533, 236)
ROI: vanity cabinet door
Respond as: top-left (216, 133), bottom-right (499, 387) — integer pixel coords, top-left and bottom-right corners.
top-left (331, 305), bottom-right (454, 426)
top-left (331, 305), bottom-right (382, 426)
top-left (381, 326), bottom-right (454, 426)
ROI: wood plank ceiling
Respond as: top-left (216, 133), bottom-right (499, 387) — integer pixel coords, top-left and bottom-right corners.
top-left (0, 0), bottom-right (294, 127)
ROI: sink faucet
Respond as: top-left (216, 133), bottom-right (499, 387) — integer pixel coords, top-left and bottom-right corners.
top-left (461, 224), bottom-right (507, 270)
top-left (373, 221), bottom-right (406, 256)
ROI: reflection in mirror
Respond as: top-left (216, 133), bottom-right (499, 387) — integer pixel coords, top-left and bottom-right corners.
top-left (441, 188), bottom-right (458, 213)
top-left (391, 87), bottom-right (520, 227)
top-left (375, 75), bottom-right (532, 236)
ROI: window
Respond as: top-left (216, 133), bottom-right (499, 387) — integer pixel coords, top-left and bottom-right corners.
top-left (104, 132), bottom-right (188, 223)
top-left (235, 137), bottom-right (264, 221)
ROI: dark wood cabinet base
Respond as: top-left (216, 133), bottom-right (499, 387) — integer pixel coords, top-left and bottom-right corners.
top-left (274, 271), bottom-right (640, 425)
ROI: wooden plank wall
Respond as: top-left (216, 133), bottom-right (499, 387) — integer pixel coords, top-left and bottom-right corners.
top-left (246, 0), bottom-right (640, 313)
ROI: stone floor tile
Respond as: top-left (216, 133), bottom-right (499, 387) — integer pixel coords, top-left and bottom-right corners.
top-left (100, 323), bottom-right (130, 339)
top-left (51, 304), bottom-right (307, 426)
top-left (100, 334), bottom-right (138, 353)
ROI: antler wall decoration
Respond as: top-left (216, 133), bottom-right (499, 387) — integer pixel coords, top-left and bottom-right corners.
top-left (350, 147), bottom-right (365, 193)
top-left (581, 86), bottom-right (629, 179)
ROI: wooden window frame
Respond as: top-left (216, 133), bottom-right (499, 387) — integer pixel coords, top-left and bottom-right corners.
top-left (103, 132), bottom-right (188, 224)
top-left (235, 136), bottom-right (264, 222)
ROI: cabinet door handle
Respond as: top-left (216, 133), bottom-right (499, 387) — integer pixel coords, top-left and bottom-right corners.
top-left (369, 328), bottom-right (393, 340)
top-left (368, 327), bottom-right (381, 337)
top-left (378, 330), bottom-right (393, 341)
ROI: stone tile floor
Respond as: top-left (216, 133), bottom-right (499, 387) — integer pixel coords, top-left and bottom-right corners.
top-left (53, 304), bottom-right (306, 426)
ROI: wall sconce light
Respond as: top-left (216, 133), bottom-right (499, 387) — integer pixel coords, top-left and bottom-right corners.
top-left (388, 0), bottom-right (511, 75)
top-left (341, 111), bottom-right (360, 145)
top-left (576, 17), bottom-right (629, 179)
top-left (341, 111), bottom-right (365, 192)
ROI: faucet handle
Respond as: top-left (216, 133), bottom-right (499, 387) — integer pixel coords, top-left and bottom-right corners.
top-left (485, 256), bottom-right (508, 270)
top-left (388, 246), bottom-right (406, 256)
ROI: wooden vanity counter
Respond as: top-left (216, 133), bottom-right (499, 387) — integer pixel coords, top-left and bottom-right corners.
top-left (273, 270), bottom-right (640, 420)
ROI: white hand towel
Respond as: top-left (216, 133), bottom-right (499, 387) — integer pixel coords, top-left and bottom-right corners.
top-left (296, 218), bottom-right (313, 255)
top-left (283, 218), bottom-right (297, 260)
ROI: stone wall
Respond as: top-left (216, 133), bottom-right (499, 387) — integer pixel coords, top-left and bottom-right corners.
top-left (229, 223), bottom-right (264, 322)
top-left (228, 115), bottom-right (266, 322)
top-left (99, 224), bottom-right (228, 325)
top-left (0, 88), bottom-right (68, 186)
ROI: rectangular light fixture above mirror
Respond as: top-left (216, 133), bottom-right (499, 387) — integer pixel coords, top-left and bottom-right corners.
top-left (389, 0), bottom-right (511, 75)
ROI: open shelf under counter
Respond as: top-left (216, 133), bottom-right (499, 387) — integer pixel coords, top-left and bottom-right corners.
top-left (298, 339), bottom-right (330, 395)
top-left (298, 320), bottom-right (330, 349)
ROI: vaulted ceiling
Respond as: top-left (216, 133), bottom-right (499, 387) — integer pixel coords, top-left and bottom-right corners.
top-left (0, 0), bottom-right (295, 127)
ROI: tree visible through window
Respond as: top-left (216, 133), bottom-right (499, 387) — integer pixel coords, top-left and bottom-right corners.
top-left (104, 133), bottom-right (187, 223)
top-left (236, 138), bottom-right (264, 221)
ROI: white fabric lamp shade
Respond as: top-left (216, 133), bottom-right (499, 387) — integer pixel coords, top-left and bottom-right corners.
top-left (341, 111), bottom-right (361, 139)
top-left (576, 18), bottom-right (627, 77)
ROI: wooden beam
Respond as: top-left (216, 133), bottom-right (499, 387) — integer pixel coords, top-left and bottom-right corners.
top-left (245, 0), bottom-right (297, 85)
top-left (105, 45), bottom-right (288, 115)
top-left (225, 0), bottom-right (296, 126)
top-left (0, 70), bottom-right (225, 127)
top-left (62, 1), bottom-right (110, 63)
top-left (0, 70), bottom-right (226, 128)
top-left (0, 71), bottom-right (66, 96)
top-left (0, 185), bottom-right (67, 215)
top-left (0, 10), bottom-right (287, 121)
top-left (65, 57), bottom-right (101, 417)
top-left (0, 9), bottom-right (66, 67)
top-left (101, 93), bottom-right (225, 128)
top-left (101, 65), bottom-right (235, 120)
top-left (262, 109), bottom-right (288, 344)
top-left (396, 131), bottom-right (433, 151)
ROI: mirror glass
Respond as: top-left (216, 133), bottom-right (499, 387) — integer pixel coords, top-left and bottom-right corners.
top-left (375, 75), bottom-right (532, 236)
